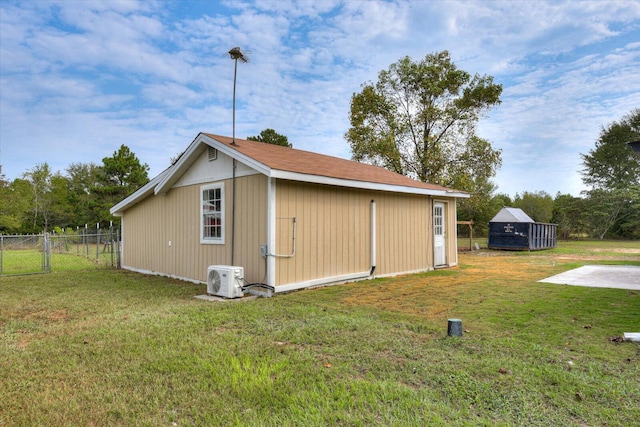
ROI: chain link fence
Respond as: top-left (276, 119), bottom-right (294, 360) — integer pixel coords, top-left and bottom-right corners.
top-left (0, 228), bottom-right (120, 276)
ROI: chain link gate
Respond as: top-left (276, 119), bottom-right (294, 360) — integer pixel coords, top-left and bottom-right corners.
top-left (0, 229), bottom-right (120, 276)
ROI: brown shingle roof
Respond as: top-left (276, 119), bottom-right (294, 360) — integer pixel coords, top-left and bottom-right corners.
top-left (204, 133), bottom-right (460, 193)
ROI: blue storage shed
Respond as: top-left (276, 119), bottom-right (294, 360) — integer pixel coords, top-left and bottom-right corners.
top-left (488, 207), bottom-right (557, 251)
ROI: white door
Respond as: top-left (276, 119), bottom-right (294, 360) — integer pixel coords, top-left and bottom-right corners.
top-left (434, 202), bottom-right (446, 267)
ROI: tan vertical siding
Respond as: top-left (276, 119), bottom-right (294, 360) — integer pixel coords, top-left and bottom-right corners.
top-left (121, 173), bottom-right (459, 288)
top-left (374, 191), bottom-right (433, 275)
top-left (121, 174), bottom-right (267, 283)
top-left (272, 180), bottom-right (456, 287)
top-left (233, 174), bottom-right (269, 281)
top-left (274, 181), bottom-right (371, 286)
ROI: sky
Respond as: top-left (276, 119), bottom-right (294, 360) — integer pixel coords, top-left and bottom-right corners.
top-left (1, 0), bottom-right (639, 198)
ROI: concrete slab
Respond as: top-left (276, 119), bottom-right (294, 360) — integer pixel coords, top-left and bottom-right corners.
top-left (539, 265), bottom-right (640, 290)
top-left (624, 333), bottom-right (640, 342)
top-left (194, 294), bottom-right (258, 302)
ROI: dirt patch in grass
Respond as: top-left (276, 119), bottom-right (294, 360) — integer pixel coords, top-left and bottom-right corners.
top-left (592, 248), bottom-right (640, 254)
top-left (18, 307), bottom-right (71, 322)
top-left (341, 249), bottom-right (639, 319)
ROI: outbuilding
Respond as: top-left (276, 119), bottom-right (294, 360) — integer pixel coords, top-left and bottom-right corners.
top-left (488, 207), bottom-right (557, 251)
top-left (110, 133), bottom-right (469, 295)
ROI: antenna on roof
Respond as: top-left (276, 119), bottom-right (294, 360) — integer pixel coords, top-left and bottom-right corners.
top-left (226, 47), bottom-right (250, 146)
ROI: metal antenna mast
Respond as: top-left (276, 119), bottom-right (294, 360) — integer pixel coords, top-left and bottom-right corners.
top-left (226, 47), bottom-right (249, 266)
top-left (227, 47), bottom-right (249, 146)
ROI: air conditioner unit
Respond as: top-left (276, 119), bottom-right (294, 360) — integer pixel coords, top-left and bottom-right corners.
top-left (207, 265), bottom-right (245, 298)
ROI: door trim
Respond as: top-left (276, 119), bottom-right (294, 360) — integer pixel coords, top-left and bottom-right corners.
top-left (434, 201), bottom-right (447, 267)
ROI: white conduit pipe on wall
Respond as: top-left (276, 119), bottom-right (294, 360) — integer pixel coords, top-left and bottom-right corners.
top-left (273, 202), bottom-right (377, 293)
top-left (370, 200), bottom-right (376, 276)
top-left (269, 217), bottom-right (297, 258)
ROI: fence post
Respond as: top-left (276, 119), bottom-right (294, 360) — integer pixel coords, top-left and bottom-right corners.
top-left (109, 225), bottom-right (114, 267)
top-left (43, 233), bottom-right (51, 273)
top-left (117, 229), bottom-right (121, 269)
top-left (96, 223), bottom-right (100, 261)
top-left (0, 235), bottom-right (3, 275)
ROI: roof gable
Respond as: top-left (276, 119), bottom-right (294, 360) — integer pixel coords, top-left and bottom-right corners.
top-left (112, 132), bottom-right (468, 216)
top-left (490, 207), bottom-right (535, 223)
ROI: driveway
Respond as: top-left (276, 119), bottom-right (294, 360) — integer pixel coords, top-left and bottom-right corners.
top-left (539, 265), bottom-right (640, 290)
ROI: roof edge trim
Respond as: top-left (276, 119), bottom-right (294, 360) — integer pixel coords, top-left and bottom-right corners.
top-left (270, 170), bottom-right (469, 198)
top-left (110, 169), bottom-right (171, 216)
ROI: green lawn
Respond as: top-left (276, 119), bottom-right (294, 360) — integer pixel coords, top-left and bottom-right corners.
top-left (0, 249), bottom-right (47, 274)
top-left (1, 241), bottom-right (639, 426)
top-left (1, 247), bottom-right (114, 275)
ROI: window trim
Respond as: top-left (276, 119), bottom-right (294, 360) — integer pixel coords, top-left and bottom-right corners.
top-left (200, 183), bottom-right (225, 245)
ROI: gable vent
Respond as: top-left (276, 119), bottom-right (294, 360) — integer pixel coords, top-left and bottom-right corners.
top-left (208, 147), bottom-right (218, 161)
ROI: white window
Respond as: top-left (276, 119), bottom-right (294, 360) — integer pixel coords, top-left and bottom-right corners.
top-left (201, 183), bottom-right (224, 244)
top-left (434, 205), bottom-right (444, 236)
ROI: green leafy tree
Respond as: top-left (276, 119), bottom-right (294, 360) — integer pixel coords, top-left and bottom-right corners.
top-left (345, 51), bottom-right (503, 190)
top-left (22, 163), bottom-right (57, 232)
top-left (457, 178), bottom-right (499, 237)
top-left (616, 186), bottom-right (640, 239)
top-left (552, 193), bottom-right (587, 240)
top-left (489, 193), bottom-right (513, 213)
top-left (66, 162), bottom-right (102, 226)
top-left (48, 174), bottom-right (74, 227)
top-left (513, 191), bottom-right (554, 223)
top-left (0, 173), bottom-right (23, 233)
top-left (247, 128), bottom-right (292, 148)
top-left (581, 108), bottom-right (640, 190)
top-left (94, 145), bottom-right (149, 225)
top-left (9, 178), bottom-right (34, 233)
top-left (580, 109), bottom-right (640, 239)
top-left (583, 188), bottom-right (638, 239)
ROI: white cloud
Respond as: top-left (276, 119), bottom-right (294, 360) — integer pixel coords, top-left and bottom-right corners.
top-left (1, 0), bottom-right (639, 200)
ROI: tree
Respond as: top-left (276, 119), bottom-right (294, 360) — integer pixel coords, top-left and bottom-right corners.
top-left (513, 191), bottom-right (554, 223)
top-left (457, 177), bottom-right (498, 237)
top-left (580, 109), bottom-right (640, 239)
top-left (581, 108), bottom-right (640, 190)
top-left (247, 129), bottom-right (292, 147)
top-left (22, 163), bottom-right (56, 232)
top-left (5, 178), bottom-right (33, 233)
top-left (66, 162), bottom-right (102, 226)
top-left (489, 193), bottom-right (513, 212)
top-left (94, 145), bottom-right (149, 225)
top-left (100, 145), bottom-right (149, 193)
top-left (0, 173), bottom-right (22, 233)
top-left (345, 51), bottom-right (503, 189)
top-left (552, 193), bottom-right (586, 240)
top-left (583, 188), bottom-right (638, 239)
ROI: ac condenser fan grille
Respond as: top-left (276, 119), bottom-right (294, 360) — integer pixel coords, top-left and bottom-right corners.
top-left (208, 269), bottom-right (221, 294)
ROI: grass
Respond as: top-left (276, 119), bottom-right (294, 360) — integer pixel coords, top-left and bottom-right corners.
top-left (1, 241), bottom-right (639, 425)
top-left (0, 249), bottom-right (47, 274)
top-left (1, 248), bottom-right (113, 275)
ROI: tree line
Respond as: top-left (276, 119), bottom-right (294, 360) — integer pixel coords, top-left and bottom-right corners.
top-left (0, 145), bottom-right (150, 234)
